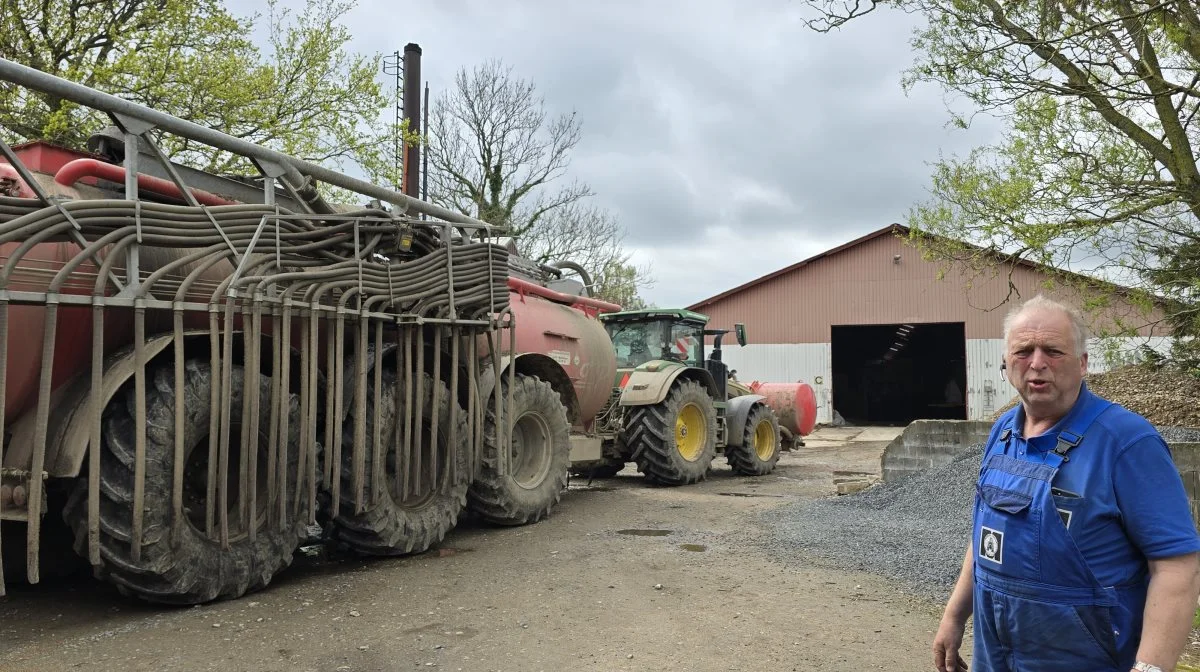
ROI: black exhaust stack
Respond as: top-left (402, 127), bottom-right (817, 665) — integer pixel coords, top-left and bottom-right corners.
top-left (402, 43), bottom-right (422, 198)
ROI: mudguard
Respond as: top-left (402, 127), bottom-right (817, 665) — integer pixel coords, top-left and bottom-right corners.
top-left (618, 361), bottom-right (719, 406)
top-left (478, 352), bottom-right (580, 424)
top-left (725, 394), bottom-right (768, 448)
top-left (6, 332), bottom-right (180, 477)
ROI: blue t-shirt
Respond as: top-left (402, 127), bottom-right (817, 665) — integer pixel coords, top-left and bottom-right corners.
top-left (984, 384), bottom-right (1200, 588)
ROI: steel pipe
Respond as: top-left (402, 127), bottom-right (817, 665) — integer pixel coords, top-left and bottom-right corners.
top-left (0, 57), bottom-right (501, 230)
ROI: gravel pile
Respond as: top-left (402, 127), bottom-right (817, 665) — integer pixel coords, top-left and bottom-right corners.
top-left (761, 443), bottom-right (984, 603)
top-left (760, 419), bottom-right (1200, 604)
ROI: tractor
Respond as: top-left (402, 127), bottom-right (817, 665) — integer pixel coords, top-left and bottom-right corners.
top-left (572, 309), bottom-right (782, 485)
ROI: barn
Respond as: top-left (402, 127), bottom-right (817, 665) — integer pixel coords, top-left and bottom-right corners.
top-left (687, 224), bottom-right (1170, 426)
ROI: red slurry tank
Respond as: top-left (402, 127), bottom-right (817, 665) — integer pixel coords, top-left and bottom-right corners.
top-left (505, 277), bottom-right (620, 423)
top-left (749, 381), bottom-right (817, 437)
top-left (1, 143), bottom-right (239, 420)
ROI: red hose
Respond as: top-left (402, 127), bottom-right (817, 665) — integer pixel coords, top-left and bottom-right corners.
top-left (507, 276), bottom-right (622, 314)
top-left (54, 158), bottom-right (237, 206)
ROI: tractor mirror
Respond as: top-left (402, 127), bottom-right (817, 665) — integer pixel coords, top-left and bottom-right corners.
top-left (734, 323), bottom-right (746, 347)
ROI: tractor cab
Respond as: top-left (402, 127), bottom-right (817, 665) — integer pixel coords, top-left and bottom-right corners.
top-left (600, 309), bottom-right (747, 400)
top-left (602, 309), bottom-right (709, 371)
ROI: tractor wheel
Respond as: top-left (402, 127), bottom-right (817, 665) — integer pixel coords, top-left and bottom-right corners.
top-left (62, 360), bottom-right (311, 605)
top-left (468, 374), bottom-right (571, 526)
top-left (726, 403), bottom-right (781, 476)
top-left (629, 380), bottom-right (717, 486)
top-left (331, 369), bottom-right (470, 556)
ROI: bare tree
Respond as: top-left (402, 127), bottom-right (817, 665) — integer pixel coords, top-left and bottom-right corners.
top-left (517, 201), bottom-right (655, 305)
top-left (426, 59), bottom-right (654, 307)
top-left (427, 60), bottom-right (590, 235)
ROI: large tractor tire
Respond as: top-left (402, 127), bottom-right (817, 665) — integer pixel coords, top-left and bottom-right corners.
top-left (331, 369), bottom-right (470, 555)
top-left (629, 379), bottom-right (718, 486)
top-left (726, 403), bottom-right (781, 476)
top-left (468, 373), bottom-right (571, 525)
top-left (62, 360), bottom-right (311, 605)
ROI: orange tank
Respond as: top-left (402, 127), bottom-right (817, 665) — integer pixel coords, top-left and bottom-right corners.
top-left (749, 381), bottom-right (817, 436)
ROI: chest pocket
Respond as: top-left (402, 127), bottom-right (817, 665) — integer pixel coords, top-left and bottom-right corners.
top-left (979, 484), bottom-right (1032, 515)
top-left (1051, 490), bottom-right (1084, 530)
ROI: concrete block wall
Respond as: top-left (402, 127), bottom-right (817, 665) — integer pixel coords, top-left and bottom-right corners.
top-left (881, 420), bottom-right (994, 482)
top-left (1169, 442), bottom-right (1200, 530)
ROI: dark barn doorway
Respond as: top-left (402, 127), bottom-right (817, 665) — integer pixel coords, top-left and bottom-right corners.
top-left (830, 322), bottom-right (967, 426)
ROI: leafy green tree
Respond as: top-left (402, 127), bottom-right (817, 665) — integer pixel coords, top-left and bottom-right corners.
top-left (801, 1), bottom-right (1200, 357)
top-left (0, 0), bottom-right (402, 183)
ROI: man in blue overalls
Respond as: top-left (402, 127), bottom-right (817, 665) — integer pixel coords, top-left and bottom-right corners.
top-left (932, 295), bottom-right (1200, 672)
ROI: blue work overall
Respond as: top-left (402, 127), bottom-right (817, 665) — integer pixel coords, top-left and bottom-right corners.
top-left (971, 397), bottom-right (1135, 672)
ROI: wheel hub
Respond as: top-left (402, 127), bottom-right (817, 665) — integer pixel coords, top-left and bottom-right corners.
top-left (675, 403), bottom-right (707, 461)
top-left (753, 419), bottom-right (775, 460)
top-left (511, 411), bottom-right (552, 489)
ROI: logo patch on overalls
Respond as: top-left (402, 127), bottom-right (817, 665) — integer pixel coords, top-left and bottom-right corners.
top-left (980, 527), bottom-right (1003, 564)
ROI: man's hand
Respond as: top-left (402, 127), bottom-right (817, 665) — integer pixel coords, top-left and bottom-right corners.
top-left (932, 617), bottom-right (969, 672)
top-left (934, 544), bottom-right (975, 671)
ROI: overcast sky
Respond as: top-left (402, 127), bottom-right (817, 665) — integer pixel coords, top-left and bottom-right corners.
top-left (234, 0), bottom-right (1003, 308)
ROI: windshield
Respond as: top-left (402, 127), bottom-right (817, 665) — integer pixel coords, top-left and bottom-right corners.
top-left (606, 320), bottom-right (704, 368)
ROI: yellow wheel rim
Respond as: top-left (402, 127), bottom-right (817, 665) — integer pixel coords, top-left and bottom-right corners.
top-left (753, 420), bottom-right (775, 460)
top-left (675, 403), bottom-right (707, 461)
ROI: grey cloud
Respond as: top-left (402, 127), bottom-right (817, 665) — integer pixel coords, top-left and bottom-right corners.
top-left (231, 0), bottom-right (1003, 305)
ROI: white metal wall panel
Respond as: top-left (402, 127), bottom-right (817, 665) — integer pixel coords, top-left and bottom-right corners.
top-left (722, 344), bottom-right (833, 424)
top-left (966, 339), bottom-right (1011, 420)
top-left (730, 337), bottom-right (1178, 426)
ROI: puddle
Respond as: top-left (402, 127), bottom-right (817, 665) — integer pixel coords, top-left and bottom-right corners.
top-left (717, 492), bottom-right (789, 499)
top-left (569, 484), bottom-right (615, 492)
top-left (616, 529), bottom-right (672, 537)
top-left (680, 544), bottom-right (706, 552)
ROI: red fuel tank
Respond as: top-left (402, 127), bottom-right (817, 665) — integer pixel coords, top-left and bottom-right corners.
top-left (503, 279), bottom-right (618, 425)
top-left (750, 381), bottom-right (817, 436)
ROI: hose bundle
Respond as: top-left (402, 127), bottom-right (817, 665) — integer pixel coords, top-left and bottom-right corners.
top-left (0, 196), bottom-right (509, 322)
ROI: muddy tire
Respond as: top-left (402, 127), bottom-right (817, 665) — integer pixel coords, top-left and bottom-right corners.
top-left (62, 360), bottom-right (311, 605)
top-left (629, 380), bottom-right (717, 486)
top-left (726, 403), bottom-right (781, 476)
top-left (331, 370), bottom-right (470, 555)
top-left (468, 374), bottom-right (570, 525)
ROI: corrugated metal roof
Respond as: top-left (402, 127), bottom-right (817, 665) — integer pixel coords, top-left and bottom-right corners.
top-left (688, 222), bottom-right (1165, 313)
